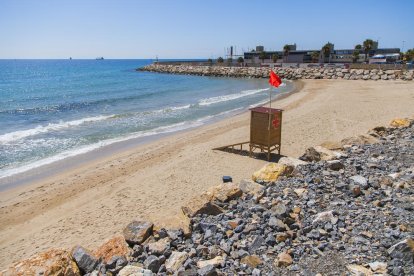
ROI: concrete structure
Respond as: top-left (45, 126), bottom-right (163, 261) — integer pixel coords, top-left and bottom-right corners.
top-left (244, 43), bottom-right (400, 64)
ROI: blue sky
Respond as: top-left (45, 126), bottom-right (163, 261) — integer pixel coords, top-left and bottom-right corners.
top-left (1, 0), bottom-right (413, 59)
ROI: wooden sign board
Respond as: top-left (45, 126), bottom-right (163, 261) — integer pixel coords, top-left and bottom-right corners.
top-left (249, 107), bottom-right (283, 160)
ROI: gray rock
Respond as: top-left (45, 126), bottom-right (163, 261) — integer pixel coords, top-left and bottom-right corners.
top-left (72, 246), bottom-right (99, 274)
top-left (123, 221), bottom-right (154, 245)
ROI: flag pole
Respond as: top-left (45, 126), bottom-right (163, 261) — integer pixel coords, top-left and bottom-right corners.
top-left (268, 87), bottom-right (272, 130)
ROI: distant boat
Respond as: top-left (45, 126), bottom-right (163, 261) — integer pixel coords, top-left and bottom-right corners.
top-left (96, 57), bottom-right (104, 60)
top-left (69, 57), bottom-right (72, 60)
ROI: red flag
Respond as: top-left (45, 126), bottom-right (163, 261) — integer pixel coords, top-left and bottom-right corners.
top-left (269, 70), bottom-right (282, 87)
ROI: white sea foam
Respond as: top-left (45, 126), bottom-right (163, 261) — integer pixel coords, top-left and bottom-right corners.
top-left (0, 108), bottom-right (243, 180)
top-left (199, 88), bottom-right (269, 106)
top-left (0, 115), bottom-right (114, 144)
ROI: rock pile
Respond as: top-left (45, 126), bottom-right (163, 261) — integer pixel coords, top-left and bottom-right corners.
top-left (138, 64), bottom-right (414, 81)
top-left (2, 118), bottom-right (413, 275)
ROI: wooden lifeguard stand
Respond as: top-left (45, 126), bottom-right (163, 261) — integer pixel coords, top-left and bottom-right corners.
top-left (249, 107), bottom-right (283, 160)
top-left (213, 107), bottom-right (283, 161)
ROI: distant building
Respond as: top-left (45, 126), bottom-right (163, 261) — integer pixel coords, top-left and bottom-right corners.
top-left (243, 43), bottom-right (400, 64)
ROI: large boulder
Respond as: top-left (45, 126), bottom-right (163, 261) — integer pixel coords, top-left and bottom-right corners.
top-left (181, 193), bottom-right (224, 218)
top-left (238, 179), bottom-right (265, 198)
top-left (123, 221), bottom-right (154, 245)
top-left (341, 135), bottom-right (378, 146)
top-left (71, 246), bottom-right (99, 274)
top-left (94, 236), bottom-right (131, 263)
top-left (252, 163), bottom-right (293, 183)
top-left (3, 249), bottom-right (80, 276)
top-left (278, 156), bottom-right (308, 168)
top-left (208, 183), bottom-right (243, 202)
top-left (390, 118), bottom-right (411, 128)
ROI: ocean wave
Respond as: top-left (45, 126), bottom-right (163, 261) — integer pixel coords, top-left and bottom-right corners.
top-left (199, 88), bottom-right (269, 106)
top-left (0, 115), bottom-right (114, 144)
top-left (0, 107), bottom-right (244, 180)
top-left (0, 91), bottom-right (161, 115)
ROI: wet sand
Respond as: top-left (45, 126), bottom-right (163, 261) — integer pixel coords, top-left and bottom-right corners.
top-left (1, 79), bottom-right (413, 268)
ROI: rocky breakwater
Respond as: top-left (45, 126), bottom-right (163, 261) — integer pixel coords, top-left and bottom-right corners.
top-left (138, 64), bottom-right (414, 81)
top-left (2, 118), bottom-right (413, 275)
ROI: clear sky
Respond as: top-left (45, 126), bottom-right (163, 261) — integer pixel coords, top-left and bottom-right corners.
top-left (1, 0), bottom-right (413, 59)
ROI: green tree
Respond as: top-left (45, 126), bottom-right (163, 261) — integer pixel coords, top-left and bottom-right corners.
top-left (237, 56), bottom-right (244, 65)
top-left (227, 57), bottom-right (233, 66)
top-left (352, 50), bottom-right (360, 63)
top-left (217, 57), bottom-right (224, 64)
top-left (259, 51), bottom-right (267, 63)
top-left (363, 39), bottom-right (375, 62)
top-left (207, 58), bottom-right (213, 65)
top-left (272, 53), bottom-right (279, 63)
top-left (311, 51), bottom-right (320, 63)
top-left (404, 48), bottom-right (414, 61)
top-left (283, 45), bottom-right (290, 62)
top-left (321, 43), bottom-right (331, 63)
top-left (355, 44), bottom-right (362, 50)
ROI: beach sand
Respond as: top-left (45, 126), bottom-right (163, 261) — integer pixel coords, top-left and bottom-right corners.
top-left (1, 79), bottom-right (413, 268)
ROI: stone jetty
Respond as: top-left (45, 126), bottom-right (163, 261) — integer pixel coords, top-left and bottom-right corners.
top-left (2, 119), bottom-right (413, 275)
top-left (138, 64), bottom-right (414, 81)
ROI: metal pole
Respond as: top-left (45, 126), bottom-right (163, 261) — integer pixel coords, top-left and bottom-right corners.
top-left (268, 88), bottom-right (272, 130)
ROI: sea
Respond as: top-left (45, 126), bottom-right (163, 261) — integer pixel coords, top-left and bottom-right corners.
top-left (0, 59), bottom-right (293, 186)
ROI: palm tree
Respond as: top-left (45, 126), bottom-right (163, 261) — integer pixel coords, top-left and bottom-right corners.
top-left (283, 45), bottom-right (290, 62)
top-left (355, 44), bottom-right (362, 50)
top-left (321, 43), bottom-right (331, 63)
top-left (363, 39), bottom-right (375, 62)
top-left (259, 51), bottom-right (267, 64)
top-left (237, 57), bottom-right (244, 66)
top-left (311, 51), bottom-right (319, 63)
top-left (207, 58), bottom-right (213, 65)
top-left (217, 57), bottom-right (224, 64)
top-left (272, 53), bottom-right (279, 63)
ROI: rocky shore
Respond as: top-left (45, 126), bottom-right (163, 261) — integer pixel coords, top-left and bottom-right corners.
top-left (3, 118), bottom-right (413, 276)
top-left (138, 64), bottom-right (414, 81)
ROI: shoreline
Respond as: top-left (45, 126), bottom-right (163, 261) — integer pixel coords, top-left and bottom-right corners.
top-left (0, 80), bottom-right (298, 192)
top-left (1, 79), bottom-right (413, 268)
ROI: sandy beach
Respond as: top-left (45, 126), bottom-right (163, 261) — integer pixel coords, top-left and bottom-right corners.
top-left (1, 79), bottom-right (413, 268)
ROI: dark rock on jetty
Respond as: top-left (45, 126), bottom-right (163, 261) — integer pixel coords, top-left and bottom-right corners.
top-left (3, 118), bottom-right (413, 275)
top-left (138, 64), bottom-right (414, 81)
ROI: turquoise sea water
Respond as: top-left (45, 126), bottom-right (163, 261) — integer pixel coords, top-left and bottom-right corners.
top-left (0, 59), bottom-right (293, 180)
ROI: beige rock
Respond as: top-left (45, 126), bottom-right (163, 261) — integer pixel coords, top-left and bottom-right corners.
top-left (390, 118), bottom-right (411, 128)
top-left (314, 146), bottom-right (345, 161)
top-left (197, 256), bottom-right (225, 268)
top-left (346, 264), bottom-right (373, 276)
top-left (181, 193), bottom-right (224, 218)
top-left (208, 183), bottom-right (243, 202)
top-left (118, 265), bottom-right (148, 276)
top-left (252, 163), bottom-right (292, 183)
top-left (368, 261), bottom-right (387, 273)
top-left (238, 179), bottom-right (265, 197)
top-left (240, 255), bottom-right (262, 268)
top-left (148, 238), bottom-right (170, 255)
top-left (94, 235), bottom-right (131, 263)
top-left (278, 156), bottom-right (308, 167)
top-left (341, 135), bottom-right (378, 146)
top-left (275, 252), bottom-right (293, 267)
top-left (165, 251), bottom-right (188, 272)
top-left (294, 188), bottom-right (307, 197)
top-left (3, 248), bottom-right (80, 276)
